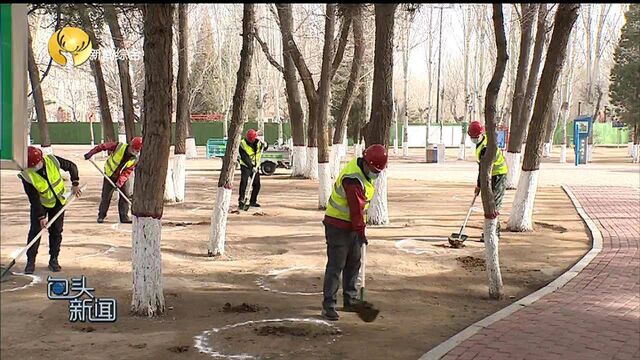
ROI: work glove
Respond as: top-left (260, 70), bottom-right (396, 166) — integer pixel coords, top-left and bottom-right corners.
top-left (84, 151), bottom-right (93, 160)
top-left (354, 231), bottom-right (368, 245)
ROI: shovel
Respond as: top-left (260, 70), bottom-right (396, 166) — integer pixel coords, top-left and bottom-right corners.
top-left (0, 184), bottom-right (87, 282)
top-left (88, 159), bottom-right (132, 205)
top-left (448, 192), bottom-right (478, 248)
top-left (240, 168), bottom-right (258, 211)
top-left (352, 244), bottom-right (380, 322)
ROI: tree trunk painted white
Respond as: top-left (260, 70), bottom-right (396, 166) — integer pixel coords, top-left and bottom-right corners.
top-left (172, 154), bottom-right (186, 202)
top-left (633, 145), bottom-right (640, 163)
top-left (483, 217), bottom-right (503, 299)
top-left (163, 159), bottom-right (176, 203)
top-left (355, 143), bottom-right (364, 157)
top-left (291, 145), bottom-right (307, 178)
top-left (131, 216), bottom-right (165, 316)
top-left (185, 137), bottom-right (197, 158)
top-left (587, 143), bottom-right (594, 162)
top-left (458, 143), bottom-right (465, 160)
top-left (318, 163), bottom-right (332, 210)
top-left (628, 142), bottom-right (633, 157)
top-left (207, 187), bottom-right (232, 256)
top-left (560, 144), bottom-right (567, 163)
top-left (118, 133), bottom-right (127, 143)
top-left (507, 170), bottom-right (539, 232)
top-left (367, 169), bottom-right (389, 225)
top-left (542, 142), bottom-right (552, 157)
top-left (41, 145), bottom-right (53, 155)
top-left (330, 144), bottom-right (344, 179)
top-left (305, 147), bottom-right (318, 180)
top-left (505, 151), bottom-right (521, 189)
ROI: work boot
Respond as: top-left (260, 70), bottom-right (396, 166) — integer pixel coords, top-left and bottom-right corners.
top-left (97, 217), bottom-right (105, 224)
top-left (120, 217), bottom-right (132, 224)
top-left (238, 201), bottom-right (245, 209)
top-left (48, 257), bottom-right (61, 272)
top-left (321, 308), bottom-right (339, 321)
top-left (342, 300), bottom-right (361, 313)
top-left (249, 202), bottom-right (261, 208)
top-left (24, 259), bottom-right (36, 274)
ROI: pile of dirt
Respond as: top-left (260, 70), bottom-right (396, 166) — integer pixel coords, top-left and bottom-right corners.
top-left (222, 302), bottom-right (268, 313)
top-left (456, 256), bottom-right (486, 271)
top-left (163, 221), bottom-right (208, 227)
top-left (253, 323), bottom-right (341, 338)
top-left (167, 345), bottom-right (190, 353)
top-left (534, 221), bottom-right (568, 233)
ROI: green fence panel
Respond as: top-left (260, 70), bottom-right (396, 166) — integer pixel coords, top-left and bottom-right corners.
top-left (552, 122), bottom-right (630, 145)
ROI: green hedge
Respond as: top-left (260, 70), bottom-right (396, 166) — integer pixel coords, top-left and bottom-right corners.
top-left (30, 121), bottom-right (292, 146)
top-left (552, 122), bottom-right (630, 145)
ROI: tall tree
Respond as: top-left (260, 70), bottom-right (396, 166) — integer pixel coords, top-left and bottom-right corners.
top-left (480, 4), bottom-right (509, 300)
top-left (504, 4), bottom-right (535, 189)
top-left (80, 7), bottom-right (116, 143)
top-left (609, 4), bottom-right (639, 162)
top-left (365, 3), bottom-right (397, 225)
top-left (331, 5), bottom-right (365, 178)
top-left (105, 4), bottom-right (136, 142)
top-left (208, 4), bottom-right (255, 256)
top-left (173, 3), bottom-right (189, 202)
top-left (27, 27), bottom-right (50, 150)
top-left (131, 3), bottom-right (174, 317)
top-left (560, 31), bottom-right (577, 163)
top-left (508, 3), bottom-right (580, 232)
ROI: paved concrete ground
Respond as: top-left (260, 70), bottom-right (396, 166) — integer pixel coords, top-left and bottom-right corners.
top-left (439, 186), bottom-right (640, 360)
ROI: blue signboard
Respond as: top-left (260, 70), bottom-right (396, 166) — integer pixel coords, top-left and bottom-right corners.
top-left (573, 116), bottom-right (592, 166)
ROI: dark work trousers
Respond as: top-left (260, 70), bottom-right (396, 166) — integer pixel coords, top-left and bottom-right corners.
top-left (492, 174), bottom-right (507, 212)
top-left (98, 177), bottom-right (132, 221)
top-left (238, 165), bottom-right (261, 204)
top-left (27, 202), bottom-right (64, 261)
top-left (322, 222), bottom-right (362, 310)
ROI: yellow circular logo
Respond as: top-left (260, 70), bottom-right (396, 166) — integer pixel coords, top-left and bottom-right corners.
top-left (47, 27), bottom-right (93, 67)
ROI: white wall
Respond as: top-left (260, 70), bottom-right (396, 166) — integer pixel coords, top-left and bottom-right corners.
top-left (406, 125), bottom-right (473, 148)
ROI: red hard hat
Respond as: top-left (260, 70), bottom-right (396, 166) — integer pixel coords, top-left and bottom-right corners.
top-left (363, 144), bottom-right (388, 172)
top-left (467, 121), bottom-right (485, 138)
top-left (246, 129), bottom-right (257, 142)
top-left (130, 137), bottom-right (143, 151)
top-left (27, 146), bottom-right (43, 168)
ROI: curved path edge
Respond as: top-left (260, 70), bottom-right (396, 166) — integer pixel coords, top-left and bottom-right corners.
top-left (418, 185), bottom-right (603, 360)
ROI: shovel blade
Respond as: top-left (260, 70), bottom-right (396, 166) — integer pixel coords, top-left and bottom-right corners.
top-left (352, 301), bottom-right (380, 323)
top-left (448, 233), bottom-right (468, 248)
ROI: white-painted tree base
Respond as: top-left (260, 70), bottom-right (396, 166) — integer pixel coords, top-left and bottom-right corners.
top-left (207, 187), bottom-right (232, 256)
top-left (367, 170), bottom-right (389, 225)
top-left (458, 143), bottom-right (466, 160)
top-left (483, 218), bottom-right (504, 299)
top-left (131, 216), bottom-right (165, 316)
top-left (628, 142), bottom-right (634, 157)
top-left (507, 170), bottom-right (539, 232)
top-left (185, 138), bottom-right (198, 159)
top-left (118, 134), bottom-right (127, 143)
top-left (402, 143), bottom-right (409, 158)
top-left (318, 163), bottom-right (332, 210)
top-left (587, 144), bottom-right (594, 162)
top-left (393, 139), bottom-right (398, 156)
top-left (41, 146), bottom-right (53, 155)
top-left (542, 143), bottom-right (552, 158)
top-left (354, 143), bottom-right (364, 157)
top-left (305, 147), bottom-right (318, 180)
top-left (164, 159), bottom-right (176, 203)
top-left (173, 154), bottom-right (186, 202)
top-left (505, 152), bottom-right (521, 190)
top-left (291, 145), bottom-right (307, 178)
top-left (560, 144), bottom-right (567, 163)
top-left (330, 144), bottom-right (346, 179)
top-left (437, 144), bottom-right (446, 163)
top-left (633, 145), bottom-right (640, 163)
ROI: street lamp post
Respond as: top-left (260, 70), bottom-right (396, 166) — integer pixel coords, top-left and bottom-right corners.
top-left (433, 4), bottom-right (452, 162)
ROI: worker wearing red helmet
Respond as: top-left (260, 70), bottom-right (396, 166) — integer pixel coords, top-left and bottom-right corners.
top-left (467, 121), bottom-right (508, 239)
top-left (84, 136), bottom-right (143, 223)
top-left (238, 129), bottom-right (268, 208)
top-left (321, 143), bottom-right (388, 321)
top-left (19, 146), bottom-right (82, 274)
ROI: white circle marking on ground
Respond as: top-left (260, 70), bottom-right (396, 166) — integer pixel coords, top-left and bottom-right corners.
top-left (255, 266), bottom-right (323, 296)
top-left (395, 237), bottom-right (449, 255)
top-left (1, 272), bottom-right (42, 293)
top-left (193, 318), bottom-right (340, 359)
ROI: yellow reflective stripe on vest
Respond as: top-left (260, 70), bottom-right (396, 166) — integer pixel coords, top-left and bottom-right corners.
top-left (105, 143), bottom-right (128, 177)
top-left (475, 136), bottom-right (508, 176)
top-left (325, 158), bottom-right (375, 223)
top-left (18, 155), bottom-right (66, 208)
top-left (240, 139), bottom-right (264, 167)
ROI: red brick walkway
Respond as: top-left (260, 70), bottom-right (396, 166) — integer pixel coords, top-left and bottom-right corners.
top-left (441, 186), bottom-right (640, 360)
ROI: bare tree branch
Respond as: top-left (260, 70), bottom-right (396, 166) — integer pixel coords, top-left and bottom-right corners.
top-left (331, 14), bottom-right (351, 80)
top-left (254, 26), bottom-right (284, 73)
